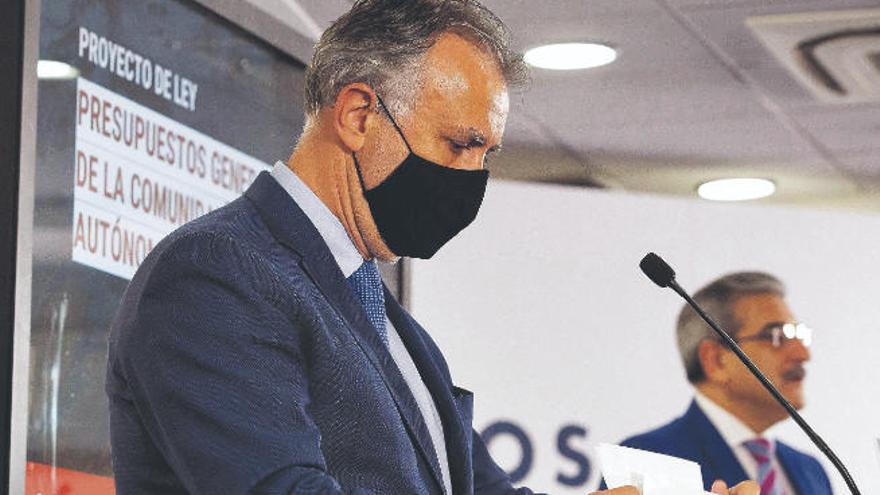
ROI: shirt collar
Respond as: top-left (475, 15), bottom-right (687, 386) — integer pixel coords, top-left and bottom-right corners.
top-left (270, 161), bottom-right (364, 278)
top-left (694, 390), bottom-right (779, 447)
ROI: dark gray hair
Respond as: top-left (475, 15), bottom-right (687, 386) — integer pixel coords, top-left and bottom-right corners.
top-left (304, 0), bottom-right (528, 117)
top-left (677, 271), bottom-right (786, 384)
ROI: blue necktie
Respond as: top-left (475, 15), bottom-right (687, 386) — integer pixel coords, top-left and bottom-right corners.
top-left (346, 261), bottom-right (387, 346)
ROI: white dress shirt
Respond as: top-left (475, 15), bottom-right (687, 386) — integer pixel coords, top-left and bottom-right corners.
top-left (270, 162), bottom-right (453, 494)
top-left (694, 391), bottom-right (796, 494)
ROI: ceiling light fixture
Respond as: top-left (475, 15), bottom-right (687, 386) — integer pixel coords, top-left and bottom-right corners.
top-left (697, 178), bottom-right (776, 202)
top-left (524, 43), bottom-right (617, 70)
top-left (37, 60), bottom-right (79, 80)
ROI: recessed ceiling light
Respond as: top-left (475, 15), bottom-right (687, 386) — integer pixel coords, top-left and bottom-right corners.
top-left (697, 178), bottom-right (776, 201)
top-left (37, 60), bottom-right (79, 80)
top-left (524, 43), bottom-right (617, 70)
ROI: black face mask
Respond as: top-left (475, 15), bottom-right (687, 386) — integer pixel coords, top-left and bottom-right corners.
top-left (353, 97), bottom-right (489, 259)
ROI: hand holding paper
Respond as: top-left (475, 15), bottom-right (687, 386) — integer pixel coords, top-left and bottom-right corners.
top-left (597, 443), bottom-right (759, 495)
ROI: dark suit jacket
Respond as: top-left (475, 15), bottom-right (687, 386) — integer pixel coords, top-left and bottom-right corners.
top-left (106, 171), bottom-right (533, 494)
top-left (613, 400), bottom-right (832, 494)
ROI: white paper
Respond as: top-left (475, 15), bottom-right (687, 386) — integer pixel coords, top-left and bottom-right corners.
top-left (597, 443), bottom-right (714, 495)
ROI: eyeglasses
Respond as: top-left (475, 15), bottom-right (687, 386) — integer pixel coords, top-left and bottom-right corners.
top-left (734, 322), bottom-right (813, 348)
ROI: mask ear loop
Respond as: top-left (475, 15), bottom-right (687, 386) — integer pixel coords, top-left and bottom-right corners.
top-left (352, 92), bottom-right (413, 193)
top-left (375, 93), bottom-right (414, 154)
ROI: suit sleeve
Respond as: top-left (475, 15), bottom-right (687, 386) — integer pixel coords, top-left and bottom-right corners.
top-left (472, 429), bottom-right (541, 495)
top-left (110, 232), bottom-right (370, 494)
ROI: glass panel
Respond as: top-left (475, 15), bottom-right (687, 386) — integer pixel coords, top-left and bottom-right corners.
top-left (27, 1), bottom-right (306, 492)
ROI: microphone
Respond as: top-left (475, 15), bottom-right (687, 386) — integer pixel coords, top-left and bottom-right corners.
top-left (639, 252), bottom-right (861, 495)
top-left (639, 253), bottom-right (675, 288)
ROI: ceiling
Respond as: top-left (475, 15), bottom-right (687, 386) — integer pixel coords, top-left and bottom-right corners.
top-left (246, 0), bottom-right (880, 212)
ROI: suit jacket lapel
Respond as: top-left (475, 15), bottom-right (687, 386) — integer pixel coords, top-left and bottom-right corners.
top-left (777, 441), bottom-right (821, 495)
top-left (683, 400), bottom-right (750, 487)
top-left (244, 172), bottom-right (446, 493)
top-left (385, 292), bottom-right (473, 495)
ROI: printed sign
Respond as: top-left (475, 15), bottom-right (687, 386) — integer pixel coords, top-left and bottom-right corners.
top-left (71, 77), bottom-right (270, 279)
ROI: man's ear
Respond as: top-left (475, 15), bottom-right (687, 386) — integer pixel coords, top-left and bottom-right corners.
top-left (698, 339), bottom-right (727, 382)
top-left (333, 83), bottom-right (379, 153)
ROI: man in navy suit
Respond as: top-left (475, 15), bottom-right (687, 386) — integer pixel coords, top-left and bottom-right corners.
top-left (105, 0), bottom-right (758, 494)
top-left (617, 272), bottom-right (832, 494)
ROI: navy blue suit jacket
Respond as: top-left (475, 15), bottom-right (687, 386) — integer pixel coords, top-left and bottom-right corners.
top-left (615, 400), bottom-right (832, 494)
top-left (106, 171), bottom-right (533, 494)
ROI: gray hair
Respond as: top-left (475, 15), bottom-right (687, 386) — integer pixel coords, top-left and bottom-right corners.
top-left (304, 0), bottom-right (528, 117)
top-left (677, 271), bottom-right (786, 384)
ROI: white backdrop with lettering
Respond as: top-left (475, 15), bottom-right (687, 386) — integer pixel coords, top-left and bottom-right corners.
top-left (409, 180), bottom-right (880, 494)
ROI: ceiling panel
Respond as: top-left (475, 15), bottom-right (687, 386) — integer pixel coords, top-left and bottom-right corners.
top-left (492, 0), bottom-right (825, 165)
top-left (544, 113), bottom-right (823, 164)
top-left (483, 0), bottom-right (662, 28)
top-left (789, 104), bottom-right (880, 155)
top-left (585, 158), bottom-right (861, 206)
top-left (522, 69), bottom-right (778, 128)
top-left (495, 0), bottom-right (722, 74)
top-left (667, 0), bottom-right (879, 12)
top-left (838, 153), bottom-right (880, 184)
top-left (248, 0), bottom-right (880, 212)
top-left (676, 1), bottom-right (880, 106)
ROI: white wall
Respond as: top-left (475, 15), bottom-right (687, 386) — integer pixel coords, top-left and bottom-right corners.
top-left (410, 179), bottom-right (880, 494)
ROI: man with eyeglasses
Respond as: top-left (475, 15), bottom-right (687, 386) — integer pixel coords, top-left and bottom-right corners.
top-left (614, 272), bottom-right (832, 494)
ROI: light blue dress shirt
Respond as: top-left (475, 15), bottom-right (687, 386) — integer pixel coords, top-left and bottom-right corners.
top-left (270, 162), bottom-right (453, 494)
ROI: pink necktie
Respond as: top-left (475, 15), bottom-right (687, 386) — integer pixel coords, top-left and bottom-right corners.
top-left (743, 438), bottom-right (786, 495)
